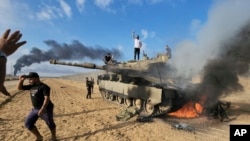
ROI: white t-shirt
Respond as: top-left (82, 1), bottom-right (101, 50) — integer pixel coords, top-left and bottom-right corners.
top-left (134, 39), bottom-right (142, 48)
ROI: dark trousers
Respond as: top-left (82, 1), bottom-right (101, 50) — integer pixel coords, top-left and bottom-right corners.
top-left (91, 86), bottom-right (93, 93)
top-left (86, 87), bottom-right (92, 99)
top-left (25, 105), bottom-right (56, 130)
top-left (134, 48), bottom-right (140, 60)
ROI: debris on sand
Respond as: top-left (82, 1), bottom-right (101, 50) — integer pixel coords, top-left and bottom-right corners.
top-left (171, 123), bottom-right (195, 133)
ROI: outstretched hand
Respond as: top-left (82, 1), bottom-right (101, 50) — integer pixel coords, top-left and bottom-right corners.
top-left (0, 29), bottom-right (26, 96)
top-left (0, 29), bottom-right (27, 56)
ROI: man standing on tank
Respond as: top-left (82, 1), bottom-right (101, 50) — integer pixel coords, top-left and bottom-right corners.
top-left (132, 31), bottom-right (142, 60)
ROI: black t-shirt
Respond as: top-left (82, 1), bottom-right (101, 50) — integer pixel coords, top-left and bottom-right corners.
top-left (22, 83), bottom-right (53, 109)
top-left (86, 80), bottom-right (92, 88)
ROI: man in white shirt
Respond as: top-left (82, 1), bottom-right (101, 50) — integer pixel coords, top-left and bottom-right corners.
top-left (132, 31), bottom-right (142, 60)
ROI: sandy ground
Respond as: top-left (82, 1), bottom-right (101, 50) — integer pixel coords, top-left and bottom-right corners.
top-left (1, 76), bottom-right (250, 141)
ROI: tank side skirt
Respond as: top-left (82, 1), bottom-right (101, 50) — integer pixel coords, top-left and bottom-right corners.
top-left (98, 80), bottom-right (174, 117)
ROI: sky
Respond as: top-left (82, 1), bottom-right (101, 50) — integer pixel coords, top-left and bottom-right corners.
top-left (1, 0), bottom-right (250, 77)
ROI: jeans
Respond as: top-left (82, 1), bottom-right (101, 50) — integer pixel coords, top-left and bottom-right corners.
top-left (134, 48), bottom-right (140, 60)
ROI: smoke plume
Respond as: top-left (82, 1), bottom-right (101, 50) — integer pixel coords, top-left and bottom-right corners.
top-left (13, 40), bottom-right (122, 76)
top-left (168, 0), bottom-right (250, 109)
top-left (198, 23), bottom-right (250, 108)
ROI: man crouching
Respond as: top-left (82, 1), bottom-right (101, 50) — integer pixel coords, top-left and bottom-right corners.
top-left (17, 72), bottom-right (56, 141)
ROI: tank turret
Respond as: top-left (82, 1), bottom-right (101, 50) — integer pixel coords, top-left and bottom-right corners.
top-left (50, 54), bottom-right (171, 84)
top-left (49, 54), bottom-right (191, 117)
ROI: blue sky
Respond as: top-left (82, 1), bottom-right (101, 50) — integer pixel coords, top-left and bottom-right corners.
top-left (1, 0), bottom-right (250, 77)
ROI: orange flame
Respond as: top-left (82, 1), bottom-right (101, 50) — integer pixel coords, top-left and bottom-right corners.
top-left (168, 96), bottom-right (206, 118)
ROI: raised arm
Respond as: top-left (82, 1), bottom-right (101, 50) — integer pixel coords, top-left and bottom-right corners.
top-left (132, 31), bottom-right (136, 39)
top-left (17, 75), bottom-right (26, 90)
top-left (0, 29), bottom-right (26, 96)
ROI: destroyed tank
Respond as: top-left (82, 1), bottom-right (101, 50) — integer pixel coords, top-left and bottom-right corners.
top-left (50, 54), bottom-right (192, 117)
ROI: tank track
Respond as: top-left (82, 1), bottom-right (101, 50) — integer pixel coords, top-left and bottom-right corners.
top-left (99, 88), bottom-right (173, 117)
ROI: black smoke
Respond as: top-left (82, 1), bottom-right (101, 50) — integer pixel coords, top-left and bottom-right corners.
top-left (13, 40), bottom-right (122, 76)
top-left (197, 22), bottom-right (250, 109)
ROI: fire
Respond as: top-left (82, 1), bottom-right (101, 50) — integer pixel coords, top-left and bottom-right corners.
top-left (168, 96), bottom-right (206, 118)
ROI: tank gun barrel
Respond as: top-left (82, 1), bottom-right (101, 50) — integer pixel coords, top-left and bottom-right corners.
top-left (49, 59), bottom-right (104, 70)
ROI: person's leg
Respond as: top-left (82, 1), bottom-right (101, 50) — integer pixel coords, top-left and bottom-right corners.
top-left (31, 127), bottom-right (43, 141)
top-left (88, 87), bottom-right (92, 99)
top-left (90, 90), bottom-right (92, 99)
top-left (86, 87), bottom-right (89, 99)
top-left (138, 48), bottom-right (140, 60)
top-left (40, 105), bottom-right (56, 140)
top-left (25, 109), bottom-right (43, 140)
top-left (87, 88), bottom-right (90, 99)
top-left (134, 48), bottom-right (136, 60)
top-left (135, 48), bottom-right (139, 60)
top-left (50, 127), bottom-right (57, 141)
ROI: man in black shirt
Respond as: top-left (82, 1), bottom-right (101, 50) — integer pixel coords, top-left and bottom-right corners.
top-left (17, 72), bottom-right (56, 141)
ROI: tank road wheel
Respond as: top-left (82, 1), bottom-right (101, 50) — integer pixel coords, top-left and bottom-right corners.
top-left (108, 94), bottom-right (115, 101)
top-left (134, 99), bottom-right (142, 110)
top-left (158, 99), bottom-right (173, 114)
top-left (100, 89), bottom-right (106, 100)
top-left (104, 91), bottom-right (110, 100)
top-left (117, 96), bottom-right (123, 104)
top-left (124, 98), bottom-right (132, 106)
top-left (144, 100), bottom-right (155, 116)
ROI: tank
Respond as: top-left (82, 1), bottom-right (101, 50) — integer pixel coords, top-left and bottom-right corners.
top-left (49, 54), bottom-right (193, 117)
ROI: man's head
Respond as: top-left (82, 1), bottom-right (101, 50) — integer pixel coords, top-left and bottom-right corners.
top-left (25, 72), bottom-right (40, 84)
top-left (136, 35), bottom-right (140, 39)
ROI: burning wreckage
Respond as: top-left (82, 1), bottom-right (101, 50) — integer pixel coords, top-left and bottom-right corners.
top-left (49, 53), bottom-right (231, 121)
